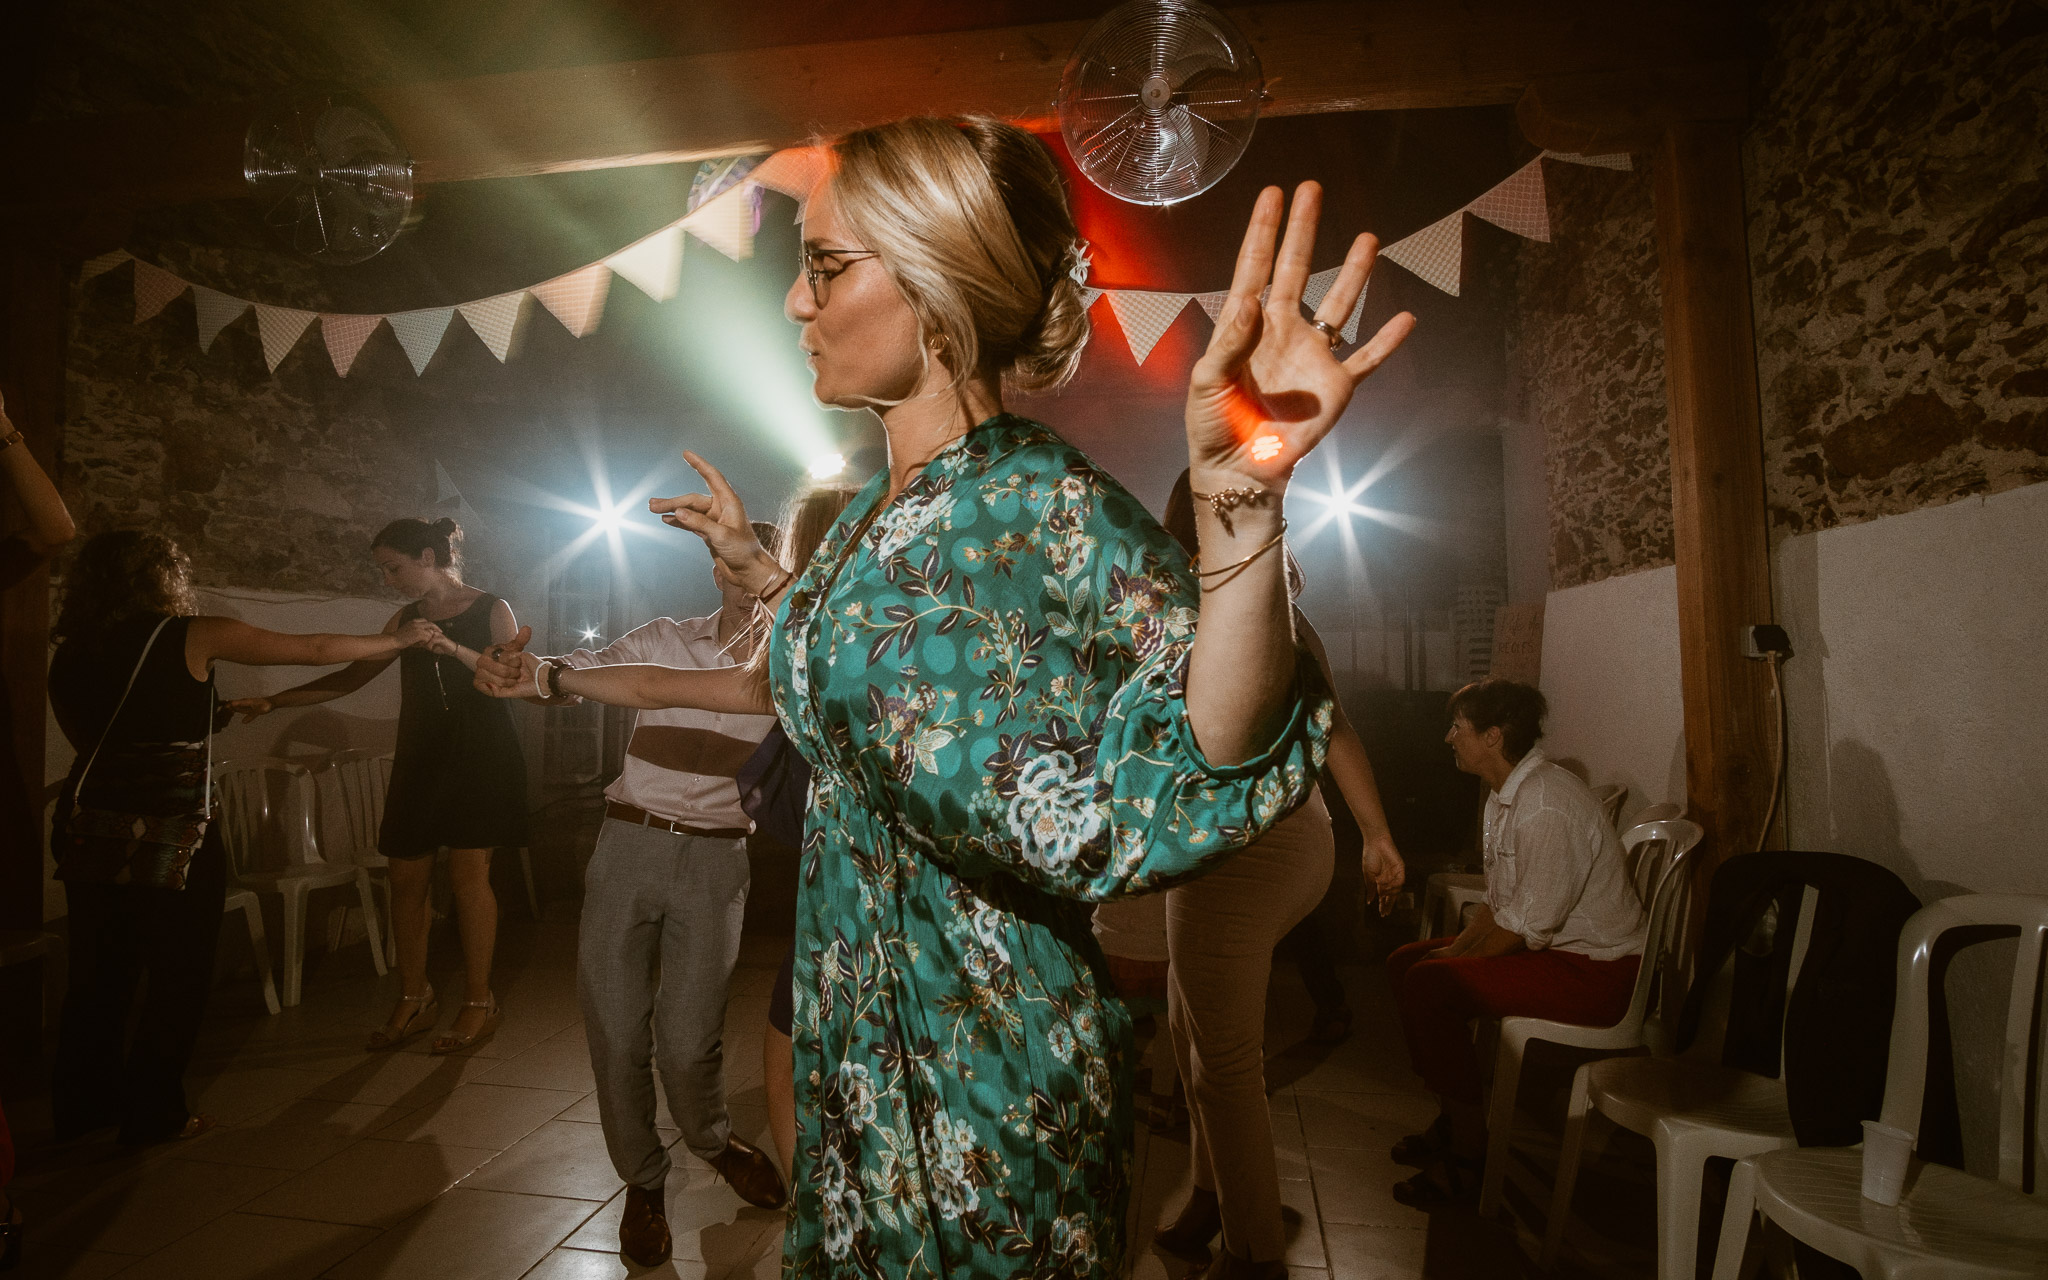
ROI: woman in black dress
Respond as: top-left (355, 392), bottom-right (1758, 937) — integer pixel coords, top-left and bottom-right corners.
top-left (49, 531), bottom-right (439, 1144)
top-left (234, 518), bottom-right (528, 1053)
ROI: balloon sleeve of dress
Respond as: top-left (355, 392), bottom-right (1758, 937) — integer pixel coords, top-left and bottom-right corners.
top-left (767, 415), bottom-right (1332, 1279)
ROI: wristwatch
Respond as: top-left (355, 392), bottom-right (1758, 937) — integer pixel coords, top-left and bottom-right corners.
top-left (541, 657), bottom-right (570, 699)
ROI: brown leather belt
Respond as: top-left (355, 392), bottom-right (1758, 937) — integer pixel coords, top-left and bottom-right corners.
top-left (605, 801), bottom-right (747, 840)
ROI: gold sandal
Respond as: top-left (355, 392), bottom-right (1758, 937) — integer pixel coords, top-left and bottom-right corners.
top-left (430, 994), bottom-right (501, 1055)
top-left (366, 987), bottom-right (438, 1052)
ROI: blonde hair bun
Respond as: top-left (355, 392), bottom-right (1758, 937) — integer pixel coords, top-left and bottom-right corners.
top-left (830, 116), bottom-right (1092, 394)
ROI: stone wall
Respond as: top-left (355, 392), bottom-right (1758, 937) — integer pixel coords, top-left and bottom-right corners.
top-left (1509, 0), bottom-right (2048, 586)
top-left (1748, 0), bottom-right (2048, 537)
top-left (1506, 158), bottom-right (1670, 590)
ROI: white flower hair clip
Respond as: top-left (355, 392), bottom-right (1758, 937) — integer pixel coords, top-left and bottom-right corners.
top-left (1067, 240), bottom-right (1093, 287)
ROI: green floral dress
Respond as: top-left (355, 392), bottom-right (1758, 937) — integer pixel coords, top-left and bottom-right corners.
top-left (770, 415), bottom-right (1332, 1278)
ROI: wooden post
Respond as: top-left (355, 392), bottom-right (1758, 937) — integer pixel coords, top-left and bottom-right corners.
top-left (1653, 121), bottom-right (1776, 863)
top-left (0, 250), bottom-right (64, 930)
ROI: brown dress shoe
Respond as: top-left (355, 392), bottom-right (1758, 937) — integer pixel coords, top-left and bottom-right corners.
top-left (709, 1135), bottom-right (788, 1210)
top-left (619, 1183), bottom-right (672, 1268)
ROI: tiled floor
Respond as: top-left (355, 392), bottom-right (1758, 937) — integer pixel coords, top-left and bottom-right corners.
top-left (3, 906), bottom-right (1657, 1279)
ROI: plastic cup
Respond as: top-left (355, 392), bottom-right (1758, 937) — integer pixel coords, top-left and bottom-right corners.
top-left (1860, 1119), bottom-right (1914, 1205)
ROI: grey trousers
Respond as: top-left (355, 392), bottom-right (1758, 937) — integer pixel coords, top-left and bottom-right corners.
top-left (579, 816), bottom-right (750, 1189)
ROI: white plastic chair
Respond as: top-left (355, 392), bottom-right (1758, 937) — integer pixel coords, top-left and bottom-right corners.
top-left (1630, 800), bottom-right (1684, 828)
top-left (1713, 893), bottom-right (2048, 1280)
top-left (214, 757), bottom-right (387, 1007)
top-left (1591, 782), bottom-right (1626, 832)
top-left (223, 888), bottom-right (283, 1015)
top-left (1540, 884), bottom-right (1820, 1277)
top-left (319, 749), bottom-right (398, 965)
top-left (1477, 818), bottom-right (1705, 1217)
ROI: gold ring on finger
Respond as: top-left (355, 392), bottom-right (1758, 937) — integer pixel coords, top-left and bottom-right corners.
top-left (1309, 318), bottom-right (1343, 348)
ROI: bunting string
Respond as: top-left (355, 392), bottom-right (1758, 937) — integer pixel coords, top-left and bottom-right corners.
top-left (81, 147), bottom-right (1628, 376)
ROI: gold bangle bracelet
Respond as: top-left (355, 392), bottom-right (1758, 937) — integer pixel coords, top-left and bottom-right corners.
top-left (1193, 519), bottom-right (1288, 582)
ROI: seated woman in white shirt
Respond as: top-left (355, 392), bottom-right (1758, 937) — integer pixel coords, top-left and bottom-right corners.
top-left (1382, 678), bottom-right (1646, 1208)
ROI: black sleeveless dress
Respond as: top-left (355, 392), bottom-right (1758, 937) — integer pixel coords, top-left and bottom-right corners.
top-left (379, 593), bottom-right (530, 857)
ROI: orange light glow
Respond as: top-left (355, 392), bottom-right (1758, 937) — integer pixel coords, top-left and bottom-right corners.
top-left (1250, 434), bottom-right (1282, 462)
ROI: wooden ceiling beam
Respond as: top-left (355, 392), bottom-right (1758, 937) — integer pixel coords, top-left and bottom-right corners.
top-left (7, 1), bottom-right (1746, 214)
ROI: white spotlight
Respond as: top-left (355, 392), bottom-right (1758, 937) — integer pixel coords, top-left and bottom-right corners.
top-left (808, 452), bottom-right (846, 480)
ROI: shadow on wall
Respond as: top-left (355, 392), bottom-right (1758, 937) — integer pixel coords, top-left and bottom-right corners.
top-left (212, 706), bottom-right (398, 764)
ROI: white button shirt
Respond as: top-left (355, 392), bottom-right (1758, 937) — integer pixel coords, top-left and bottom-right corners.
top-left (561, 615), bottom-right (777, 830)
top-left (1482, 749), bottom-right (1646, 960)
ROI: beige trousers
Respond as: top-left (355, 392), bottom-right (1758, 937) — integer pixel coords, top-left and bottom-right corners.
top-left (1166, 790), bottom-right (1335, 1261)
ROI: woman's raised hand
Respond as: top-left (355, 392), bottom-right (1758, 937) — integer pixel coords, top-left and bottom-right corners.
top-left (1186, 182), bottom-right (1416, 489)
top-left (473, 625), bottom-right (536, 697)
top-left (649, 452), bottom-right (781, 595)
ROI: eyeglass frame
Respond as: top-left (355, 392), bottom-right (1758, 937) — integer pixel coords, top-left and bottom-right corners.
top-left (801, 243), bottom-right (881, 308)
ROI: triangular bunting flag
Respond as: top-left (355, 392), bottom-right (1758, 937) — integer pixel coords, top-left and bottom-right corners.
top-left (1540, 150), bottom-right (1633, 170)
top-left (1302, 267), bottom-right (1341, 313)
top-left (749, 147), bottom-right (829, 208)
top-left (253, 305), bottom-right (317, 372)
top-left (1341, 280), bottom-right (1369, 343)
top-left (80, 250), bottom-right (131, 283)
top-left (1105, 291), bottom-right (1191, 365)
top-left (321, 314), bottom-right (384, 377)
top-left (133, 262), bottom-right (188, 323)
top-left (458, 293), bottom-right (526, 363)
top-left (1081, 288), bottom-right (1103, 312)
top-left (1194, 292), bottom-right (1230, 323)
top-left (1467, 159), bottom-right (1550, 242)
top-left (531, 263), bottom-right (613, 338)
top-left (1382, 212), bottom-right (1466, 296)
top-left (388, 308), bottom-right (455, 376)
top-left (435, 460), bottom-right (461, 504)
top-left (605, 224), bottom-right (685, 302)
top-left (683, 187), bottom-right (755, 260)
top-left (193, 287), bottom-right (251, 352)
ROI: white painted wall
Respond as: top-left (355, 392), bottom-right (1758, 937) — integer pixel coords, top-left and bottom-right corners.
top-left (1775, 480), bottom-right (2048, 897)
top-left (1536, 564), bottom-right (1688, 825)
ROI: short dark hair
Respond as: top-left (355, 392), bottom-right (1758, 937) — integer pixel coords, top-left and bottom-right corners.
top-left (373, 517), bottom-right (461, 568)
top-left (1447, 678), bottom-right (1547, 762)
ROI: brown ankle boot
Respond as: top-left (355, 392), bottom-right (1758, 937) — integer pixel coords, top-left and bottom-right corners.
top-left (619, 1182), bottom-right (671, 1267)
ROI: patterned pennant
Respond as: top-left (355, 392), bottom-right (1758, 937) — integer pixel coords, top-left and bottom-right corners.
top-left (683, 187), bottom-right (755, 261)
top-left (1540, 150), bottom-right (1633, 170)
top-left (1302, 267), bottom-right (1341, 313)
top-left (1081, 288), bottom-right (1103, 313)
top-left (133, 262), bottom-right (188, 322)
top-left (1104, 291), bottom-right (1191, 365)
top-left (531, 263), bottom-right (613, 338)
top-left (388, 307), bottom-right (456, 376)
top-left (605, 224), bottom-right (685, 302)
top-left (80, 250), bottom-right (131, 283)
top-left (750, 147), bottom-right (830, 208)
top-left (253, 304), bottom-right (317, 372)
top-left (1340, 280), bottom-right (1369, 343)
top-left (321, 314), bottom-right (384, 377)
top-left (435, 460), bottom-right (461, 504)
top-left (1382, 212), bottom-right (1466, 296)
top-left (1467, 160), bottom-right (1550, 242)
top-left (193, 287), bottom-right (251, 352)
top-left (1194, 292), bottom-right (1230, 323)
top-left (458, 293), bottom-right (527, 363)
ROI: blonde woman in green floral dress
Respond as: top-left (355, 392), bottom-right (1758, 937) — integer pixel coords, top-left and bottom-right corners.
top-left (477, 117), bottom-right (1414, 1280)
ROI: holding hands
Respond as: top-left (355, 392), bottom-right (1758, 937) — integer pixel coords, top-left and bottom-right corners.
top-left (473, 625), bottom-right (542, 698)
top-left (225, 618), bottom-right (446, 721)
top-left (1185, 182), bottom-right (1416, 493)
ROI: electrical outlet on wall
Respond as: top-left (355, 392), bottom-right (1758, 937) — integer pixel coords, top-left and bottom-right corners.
top-left (1742, 624), bottom-right (1793, 660)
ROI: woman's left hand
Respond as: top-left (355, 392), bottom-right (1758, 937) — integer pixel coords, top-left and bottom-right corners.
top-left (1186, 182), bottom-right (1416, 489)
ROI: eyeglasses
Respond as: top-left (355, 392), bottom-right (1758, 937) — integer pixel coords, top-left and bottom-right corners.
top-left (801, 245), bottom-right (879, 308)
